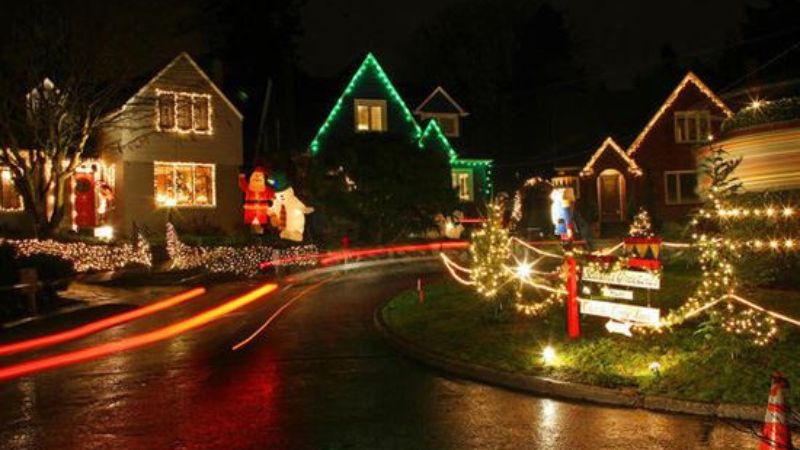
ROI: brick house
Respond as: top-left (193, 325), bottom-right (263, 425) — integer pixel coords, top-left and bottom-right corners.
top-left (577, 72), bottom-right (733, 232)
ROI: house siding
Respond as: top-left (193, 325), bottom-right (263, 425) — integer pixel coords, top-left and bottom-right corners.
top-left (99, 54), bottom-right (243, 236)
top-left (118, 161), bottom-right (240, 235)
top-left (631, 83), bottom-right (727, 223)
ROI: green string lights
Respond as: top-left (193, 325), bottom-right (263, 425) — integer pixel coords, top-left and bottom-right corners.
top-left (308, 53), bottom-right (493, 199)
top-left (419, 120), bottom-right (493, 199)
top-left (419, 119), bottom-right (459, 161)
top-left (309, 53), bottom-right (422, 155)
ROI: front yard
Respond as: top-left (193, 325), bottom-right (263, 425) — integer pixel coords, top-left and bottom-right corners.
top-left (382, 261), bottom-right (800, 406)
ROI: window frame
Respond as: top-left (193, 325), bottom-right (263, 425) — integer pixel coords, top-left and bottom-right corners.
top-left (674, 110), bottom-right (711, 143)
top-left (663, 170), bottom-right (702, 205)
top-left (353, 99), bottom-right (388, 133)
top-left (451, 168), bottom-right (474, 202)
top-left (155, 89), bottom-right (213, 135)
top-left (153, 161), bottom-right (216, 209)
top-left (0, 166), bottom-right (24, 213)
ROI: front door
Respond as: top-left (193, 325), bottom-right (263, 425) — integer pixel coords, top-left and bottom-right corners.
top-left (74, 172), bottom-right (96, 229)
top-left (598, 172), bottom-right (623, 222)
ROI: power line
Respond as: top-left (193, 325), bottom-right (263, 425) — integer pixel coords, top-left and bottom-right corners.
top-left (719, 39), bottom-right (800, 95)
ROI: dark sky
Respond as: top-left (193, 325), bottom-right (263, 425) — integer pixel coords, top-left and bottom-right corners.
top-left (298, 0), bottom-right (762, 88)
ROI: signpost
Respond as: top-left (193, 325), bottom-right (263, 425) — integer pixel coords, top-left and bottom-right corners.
top-left (605, 320), bottom-right (633, 337)
top-left (566, 256), bottom-right (580, 339)
top-left (580, 299), bottom-right (661, 325)
top-left (582, 266), bottom-right (660, 289)
top-left (600, 286), bottom-right (634, 301)
top-left (578, 249), bottom-right (663, 334)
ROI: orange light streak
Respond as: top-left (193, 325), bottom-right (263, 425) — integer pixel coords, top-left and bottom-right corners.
top-left (232, 277), bottom-right (333, 351)
top-left (0, 287), bottom-right (207, 357)
top-left (0, 283), bottom-right (277, 382)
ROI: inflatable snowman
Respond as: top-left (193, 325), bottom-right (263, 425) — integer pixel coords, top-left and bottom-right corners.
top-left (271, 187), bottom-right (314, 242)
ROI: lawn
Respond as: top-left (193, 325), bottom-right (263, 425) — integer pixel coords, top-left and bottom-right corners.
top-left (382, 259), bottom-right (800, 406)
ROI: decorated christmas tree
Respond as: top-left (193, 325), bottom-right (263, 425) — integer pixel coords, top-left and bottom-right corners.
top-left (628, 208), bottom-right (654, 238)
top-left (470, 201), bottom-right (511, 300)
top-left (665, 147), bottom-right (778, 345)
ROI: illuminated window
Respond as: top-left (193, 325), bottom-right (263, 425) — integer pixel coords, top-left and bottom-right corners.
top-left (156, 90), bottom-right (212, 134)
top-left (354, 99), bottom-right (387, 132)
top-left (193, 96), bottom-right (210, 132)
top-left (176, 94), bottom-right (193, 131)
top-left (665, 170), bottom-right (700, 205)
top-left (157, 93), bottom-right (175, 130)
top-left (451, 169), bottom-right (473, 201)
top-left (154, 162), bottom-right (215, 208)
top-left (0, 167), bottom-right (23, 212)
top-left (674, 110), bottom-right (710, 143)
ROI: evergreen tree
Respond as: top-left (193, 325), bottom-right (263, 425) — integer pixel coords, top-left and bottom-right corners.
top-left (470, 201), bottom-right (512, 301)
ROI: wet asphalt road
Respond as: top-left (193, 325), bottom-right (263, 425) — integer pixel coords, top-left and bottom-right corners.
top-left (0, 264), bottom-right (759, 449)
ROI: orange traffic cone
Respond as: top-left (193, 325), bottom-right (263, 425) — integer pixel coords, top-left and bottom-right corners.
top-left (760, 371), bottom-right (793, 450)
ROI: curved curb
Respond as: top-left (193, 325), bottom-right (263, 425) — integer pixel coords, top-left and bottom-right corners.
top-left (374, 301), bottom-right (765, 422)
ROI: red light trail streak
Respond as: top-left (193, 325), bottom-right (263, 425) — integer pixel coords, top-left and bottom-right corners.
top-left (0, 287), bottom-right (207, 357)
top-left (0, 283), bottom-right (278, 382)
top-left (319, 241), bottom-right (468, 265)
top-left (260, 241), bottom-right (469, 269)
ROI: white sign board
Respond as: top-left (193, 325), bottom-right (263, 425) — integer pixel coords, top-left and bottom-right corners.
top-left (605, 320), bottom-right (633, 337)
top-left (580, 299), bottom-right (661, 325)
top-left (601, 286), bottom-right (634, 300)
top-left (582, 267), bottom-right (661, 290)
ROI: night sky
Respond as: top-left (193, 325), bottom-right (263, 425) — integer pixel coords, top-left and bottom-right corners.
top-left (298, 0), bottom-right (759, 88)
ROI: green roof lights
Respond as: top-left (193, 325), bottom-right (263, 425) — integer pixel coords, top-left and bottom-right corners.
top-left (310, 53), bottom-right (421, 155)
top-left (419, 120), bottom-right (493, 199)
top-left (420, 120), bottom-right (492, 167)
top-left (419, 119), bottom-right (459, 161)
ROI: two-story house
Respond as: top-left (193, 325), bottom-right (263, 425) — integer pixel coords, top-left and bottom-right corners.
top-left (309, 53), bottom-right (493, 203)
top-left (0, 53), bottom-right (244, 238)
top-left (414, 86), bottom-right (469, 139)
top-left (577, 72), bottom-right (733, 231)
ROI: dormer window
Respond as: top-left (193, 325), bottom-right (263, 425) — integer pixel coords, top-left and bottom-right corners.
top-left (429, 114), bottom-right (459, 137)
top-left (354, 99), bottom-right (387, 132)
top-left (156, 90), bottom-right (212, 135)
top-left (674, 110), bottom-right (710, 143)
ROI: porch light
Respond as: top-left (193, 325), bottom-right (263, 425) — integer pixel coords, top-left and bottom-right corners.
top-left (542, 345), bottom-right (557, 365)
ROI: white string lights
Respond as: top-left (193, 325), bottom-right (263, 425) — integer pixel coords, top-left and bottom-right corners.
top-left (439, 253), bottom-right (475, 286)
top-left (656, 148), bottom-right (797, 345)
top-left (2, 232), bottom-right (152, 272)
top-left (510, 177), bottom-right (550, 227)
top-left (440, 208), bottom-right (567, 317)
top-left (165, 223), bottom-right (318, 277)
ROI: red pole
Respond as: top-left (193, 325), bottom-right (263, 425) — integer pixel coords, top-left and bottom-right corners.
top-left (566, 255), bottom-right (580, 339)
top-left (417, 278), bottom-right (425, 304)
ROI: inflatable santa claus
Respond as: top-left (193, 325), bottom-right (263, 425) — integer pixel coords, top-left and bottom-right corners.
top-left (239, 166), bottom-right (275, 234)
